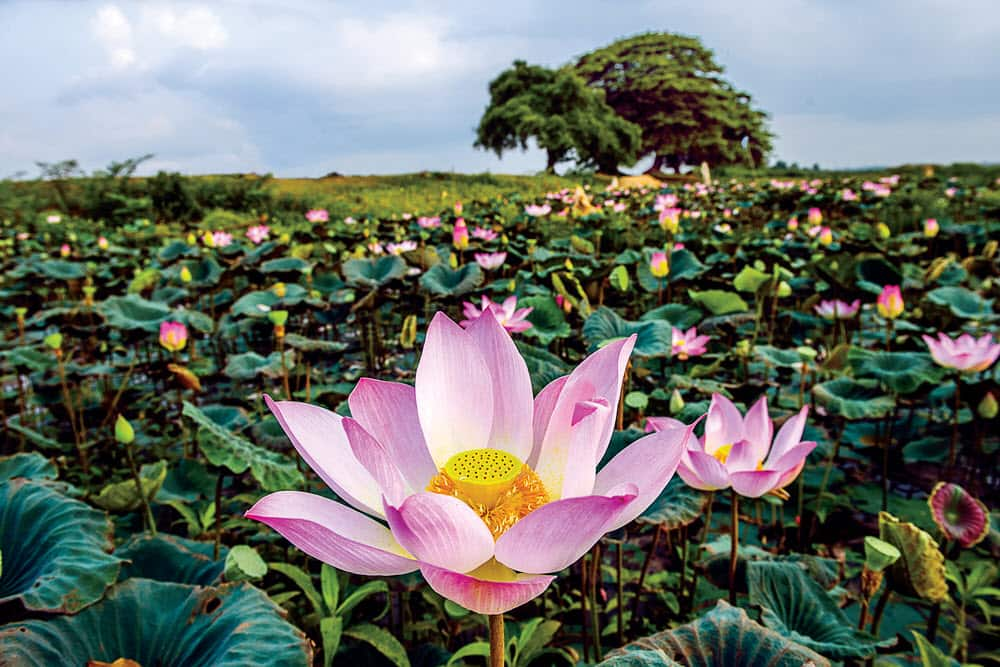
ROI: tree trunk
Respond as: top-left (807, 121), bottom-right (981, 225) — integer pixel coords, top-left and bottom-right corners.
top-left (545, 150), bottom-right (559, 173)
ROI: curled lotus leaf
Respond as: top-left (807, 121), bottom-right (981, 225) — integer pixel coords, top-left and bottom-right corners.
top-left (927, 482), bottom-right (990, 548)
top-left (599, 600), bottom-right (829, 667)
top-left (878, 511), bottom-right (948, 603)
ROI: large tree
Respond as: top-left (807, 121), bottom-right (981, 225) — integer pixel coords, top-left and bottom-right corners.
top-left (574, 32), bottom-right (773, 172)
top-left (475, 60), bottom-right (641, 173)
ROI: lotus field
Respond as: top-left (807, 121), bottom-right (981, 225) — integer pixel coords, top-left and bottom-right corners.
top-left (1, 171), bottom-right (999, 666)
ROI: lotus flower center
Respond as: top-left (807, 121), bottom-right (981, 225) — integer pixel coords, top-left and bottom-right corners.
top-left (713, 443), bottom-right (733, 464)
top-left (427, 448), bottom-right (549, 540)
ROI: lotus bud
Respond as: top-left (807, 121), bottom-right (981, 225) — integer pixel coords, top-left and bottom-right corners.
top-left (649, 251), bottom-right (669, 279)
top-left (507, 279), bottom-right (516, 292)
top-left (186, 232), bottom-right (196, 245)
top-left (818, 227), bottom-right (833, 246)
top-left (400, 314), bottom-right (418, 349)
top-left (807, 207), bottom-right (823, 225)
top-left (272, 282), bottom-right (287, 299)
top-left (979, 392), bottom-right (998, 419)
top-left (776, 281), bottom-right (792, 297)
top-left (669, 389), bottom-right (685, 415)
top-left (115, 414), bottom-right (135, 445)
top-left (98, 236), bottom-right (109, 250)
top-left (501, 234), bottom-right (509, 245)
top-left (202, 231), bottom-right (215, 247)
top-left (875, 222), bottom-right (891, 239)
top-left (280, 232), bottom-right (291, 244)
top-left (449, 252), bottom-right (458, 269)
top-left (176, 266), bottom-right (191, 284)
top-left (924, 218), bottom-right (939, 238)
top-left (59, 243), bottom-right (71, 257)
top-left (159, 321), bottom-right (188, 352)
top-left (877, 285), bottom-right (904, 319)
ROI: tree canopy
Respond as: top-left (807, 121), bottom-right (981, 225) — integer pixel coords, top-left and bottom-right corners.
top-left (574, 32), bottom-right (773, 172)
top-left (474, 60), bottom-right (642, 173)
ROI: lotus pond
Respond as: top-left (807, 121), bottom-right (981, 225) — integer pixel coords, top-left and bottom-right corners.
top-left (0, 171), bottom-right (998, 666)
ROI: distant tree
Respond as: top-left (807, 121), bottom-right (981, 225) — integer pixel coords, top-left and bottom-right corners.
top-left (574, 33), bottom-right (773, 173)
top-left (474, 60), bottom-right (641, 173)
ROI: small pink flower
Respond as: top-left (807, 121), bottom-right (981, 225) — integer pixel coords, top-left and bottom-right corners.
top-left (649, 251), bottom-right (669, 279)
top-left (344, 216), bottom-right (357, 225)
top-left (386, 241), bottom-right (418, 255)
top-left (658, 394), bottom-right (816, 498)
top-left (212, 231), bottom-right (233, 247)
top-left (472, 226), bottom-right (497, 241)
top-left (945, 187), bottom-right (957, 198)
top-left (246, 313), bottom-right (694, 614)
top-left (654, 194), bottom-right (678, 211)
top-left (305, 209), bottom-right (329, 223)
top-left (474, 252), bottom-right (507, 271)
top-left (807, 207), bottom-right (823, 225)
top-left (841, 189), bottom-right (857, 201)
top-left (452, 220), bottom-right (469, 250)
top-left (368, 242), bottom-right (385, 255)
top-left (461, 296), bottom-right (533, 333)
top-left (613, 203), bottom-right (627, 213)
top-left (877, 285), bottom-right (904, 319)
top-left (418, 216), bottom-right (441, 228)
top-left (524, 204), bottom-right (551, 217)
top-left (924, 218), bottom-right (939, 238)
top-left (814, 299), bottom-right (860, 320)
top-left (59, 243), bottom-right (71, 257)
top-left (787, 216), bottom-right (799, 231)
top-left (98, 236), bottom-right (109, 250)
top-left (159, 320), bottom-right (188, 352)
top-left (454, 201), bottom-right (463, 215)
top-left (246, 225), bottom-right (270, 244)
top-left (671, 327), bottom-right (710, 360)
top-left (922, 332), bottom-right (1000, 373)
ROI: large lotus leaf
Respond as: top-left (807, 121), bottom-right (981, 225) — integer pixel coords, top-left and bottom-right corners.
top-left (733, 265), bottom-right (771, 293)
top-left (640, 303), bottom-right (702, 330)
top-left (283, 333), bottom-right (349, 353)
top-left (224, 351), bottom-right (294, 380)
top-left (0, 479), bottom-right (120, 613)
top-left (158, 240), bottom-right (194, 262)
top-left (688, 289), bottom-right (749, 316)
top-left (0, 453), bottom-right (57, 482)
top-left (755, 345), bottom-right (805, 369)
top-left (186, 257), bottom-right (224, 286)
top-left (99, 294), bottom-right (173, 332)
top-left (420, 263), bottom-right (483, 296)
top-left (746, 561), bottom-right (894, 659)
top-left (849, 349), bottom-right (942, 395)
top-left (599, 601), bottom-right (829, 667)
top-left (638, 477), bottom-right (710, 530)
top-left (813, 377), bottom-right (894, 419)
top-left (1, 347), bottom-right (56, 372)
top-left (261, 256), bottom-right (311, 274)
top-left (878, 511), bottom-right (948, 602)
top-left (855, 257), bottom-right (902, 288)
top-left (668, 249), bottom-right (707, 281)
top-left (0, 579), bottom-right (312, 666)
top-left (183, 402), bottom-right (303, 492)
top-left (230, 285), bottom-right (309, 318)
top-left (925, 286), bottom-right (995, 319)
top-left (520, 295), bottom-right (571, 345)
top-left (515, 341), bottom-right (569, 393)
top-left (116, 533), bottom-right (225, 585)
top-left (92, 460), bottom-right (168, 512)
top-left (37, 259), bottom-right (87, 280)
top-left (583, 307), bottom-right (672, 357)
top-left (343, 255), bottom-right (407, 288)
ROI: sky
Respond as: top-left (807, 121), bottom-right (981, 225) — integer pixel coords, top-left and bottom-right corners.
top-left (1, 0), bottom-right (998, 177)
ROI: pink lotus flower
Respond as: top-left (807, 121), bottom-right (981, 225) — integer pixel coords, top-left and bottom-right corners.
top-left (787, 216), bottom-right (799, 231)
top-left (922, 333), bottom-right (1000, 373)
top-left (59, 244), bottom-right (71, 257)
top-left (658, 208), bottom-right (681, 233)
top-left (654, 194), bottom-right (678, 211)
top-left (663, 394), bottom-right (815, 498)
top-left (386, 241), bottom-right (418, 255)
top-left (417, 216), bottom-right (441, 228)
top-left (305, 209), bottom-right (329, 223)
top-left (454, 201), bottom-right (463, 215)
top-left (472, 226), bottom-right (497, 241)
top-left (462, 296), bottom-right (533, 333)
top-left (452, 220), bottom-right (469, 250)
top-left (671, 327), bottom-right (710, 360)
top-left (807, 208), bottom-right (823, 225)
top-left (211, 231), bottom-right (233, 247)
top-left (924, 218), bottom-right (939, 238)
top-left (246, 225), bottom-right (270, 244)
top-left (475, 252), bottom-right (507, 271)
top-left (344, 216), bottom-right (357, 225)
top-left (649, 251), bottom-right (669, 279)
top-left (814, 299), bottom-right (860, 320)
top-left (246, 312), bottom-right (693, 614)
top-left (841, 189), bottom-right (858, 201)
top-left (524, 204), bottom-right (551, 217)
top-left (877, 285), bottom-right (904, 319)
top-left (612, 203), bottom-right (627, 213)
top-left (159, 321), bottom-right (188, 352)
top-left (97, 236), bottom-right (109, 250)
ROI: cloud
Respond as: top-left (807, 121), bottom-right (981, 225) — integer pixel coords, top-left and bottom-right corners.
top-left (145, 5), bottom-right (228, 50)
top-left (91, 4), bottom-right (135, 70)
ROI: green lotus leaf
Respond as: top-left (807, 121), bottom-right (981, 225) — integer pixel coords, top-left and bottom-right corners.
top-left (183, 401), bottom-right (303, 492)
top-left (638, 477), bottom-right (710, 530)
top-left (99, 294), bottom-right (173, 332)
top-left (1, 347), bottom-right (56, 372)
top-left (224, 545), bottom-right (268, 582)
top-left (668, 249), bottom-right (707, 281)
top-left (688, 289), bottom-right (749, 316)
top-left (878, 511), bottom-right (948, 602)
top-left (38, 259), bottom-right (87, 280)
top-left (261, 256), bottom-right (312, 274)
top-left (0, 479), bottom-right (120, 614)
top-left (283, 334), bottom-right (349, 353)
top-left (520, 295), bottom-right (571, 345)
top-left (747, 561), bottom-right (895, 659)
top-left (0, 453), bottom-right (57, 482)
top-left (854, 256), bottom-right (902, 288)
top-left (926, 286), bottom-right (995, 319)
top-left (640, 303), bottom-right (702, 330)
top-left (158, 240), bottom-right (194, 262)
top-left (177, 310), bottom-right (214, 334)
top-left (849, 349), bottom-right (942, 394)
top-left (230, 285), bottom-right (308, 318)
top-left (92, 460), bottom-right (167, 512)
top-left (420, 263), bottom-right (483, 296)
top-left (733, 265), bottom-right (771, 293)
top-left (599, 601), bottom-right (829, 667)
top-left (813, 377), bottom-right (895, 419)
top-left (343, 255), bottom-right (407, 288)
top-left (224, 351), bottom-right (294, 380)
top-left (755, 345), bottom-right (805, 369)
top-left (0, 579), bottom-right (312, 666)
top-left (116, 533), bottom-right (225, 585)
top-left (185, 257), bottom-right (224, 286)
top-left (583, 307), bottom-right (672, 357)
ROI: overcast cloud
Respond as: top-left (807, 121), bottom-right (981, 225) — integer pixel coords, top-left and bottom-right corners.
top-left (1, 0), bottom-right (998, 177)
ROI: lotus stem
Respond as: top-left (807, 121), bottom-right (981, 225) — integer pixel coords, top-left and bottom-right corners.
top-left (616, 539), bottom-right (625, 646)
top-left (125, 441), bottom-right (156, 536)
top-left (214, 471), bottom-right (223, 560)
top-left (885, 319), bottom-right (893, 352)
top-left (632, 525), bottom-right (661, 628)
top-left (488, 614), bottom-right (504, 667)
top-left (580, 558), bottom-right (590, 663)
top-left (926, 602), bottom-right (941, 644)
top-left (882, 399), bottom-right (898, 512)
top-left (279, 335), bottom-right (291, 401)
top-left (590, 544), bottom-right (603, 661)
top-left (729, 491), bottom-right (739, 605)
top-left (949, 374), bottom-right (961, 468)
top-left (869, 581), bottom-right (892, 637)
top-left (57, 352), bottom-right (88, 474)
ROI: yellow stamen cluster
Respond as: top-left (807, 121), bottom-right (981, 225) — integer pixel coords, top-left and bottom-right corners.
top-left (427, 449), bottom-right (549, 539)
top-left (712, 443), bottom-right (734, 465)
